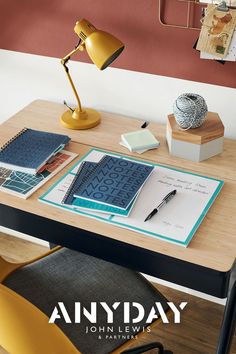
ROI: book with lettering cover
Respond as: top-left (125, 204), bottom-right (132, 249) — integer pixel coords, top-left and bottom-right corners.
top-left (63, 161), bottom-right (97, 205)
top-left (73, 155), bottom-right (154, 210)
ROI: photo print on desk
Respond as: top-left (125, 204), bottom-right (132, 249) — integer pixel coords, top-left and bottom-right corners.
top-left (0, 151), bottom-right (77, 199)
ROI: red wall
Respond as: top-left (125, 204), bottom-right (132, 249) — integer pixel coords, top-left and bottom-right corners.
top-left (1, 0), bottom-right (236, 88)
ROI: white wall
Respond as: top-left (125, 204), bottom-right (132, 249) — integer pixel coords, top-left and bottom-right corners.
top-left (1, 49), bottom-right (236, 138)
top-left (0, 48), bottom-right (232, 304)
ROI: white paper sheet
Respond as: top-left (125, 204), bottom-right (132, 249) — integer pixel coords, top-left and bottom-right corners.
top-left (112, 165), bottom-right (222, 245)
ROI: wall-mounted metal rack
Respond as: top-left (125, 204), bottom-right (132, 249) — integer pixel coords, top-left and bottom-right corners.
top-left (158, 0), bottom-right (236, 30)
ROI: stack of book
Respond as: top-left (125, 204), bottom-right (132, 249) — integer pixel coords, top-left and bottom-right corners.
top-left (120, 129), bottom-right (160, 154)
top-left (62, 154), bottom-right (154, 216)
top-left (0, 128), bottom-right (76, 198)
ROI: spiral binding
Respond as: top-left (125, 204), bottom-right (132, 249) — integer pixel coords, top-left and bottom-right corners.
top-left (62, 156), bottom-right (107, 204)
top-left (0, 128), bottom-right (28, 153)
top-left (79, 155), bottom-right (107, 188)
top-left (62, 162), bottom-right (85, 204)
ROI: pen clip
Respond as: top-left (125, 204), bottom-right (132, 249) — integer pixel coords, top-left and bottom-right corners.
top-left (163, 189), bottom-right (176, 202)
top-left (141, 121), bottom-right (149, 129)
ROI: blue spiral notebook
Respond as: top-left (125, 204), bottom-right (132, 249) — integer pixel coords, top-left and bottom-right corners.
top-left (63, 161), bottom-right (97, 205)
top-left (0, 128), bottom-right (70, 174)
top-left (73, 155), bottom-right (154, 210)
top-left (63, 161), bottom-right (137, 216)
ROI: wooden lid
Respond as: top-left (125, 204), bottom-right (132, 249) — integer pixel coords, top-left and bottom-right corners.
top-left (167, 112), bottom-right (224, 145)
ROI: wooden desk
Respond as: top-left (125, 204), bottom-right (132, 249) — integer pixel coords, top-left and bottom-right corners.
top-left (0, 100), bottom-right (236, 353)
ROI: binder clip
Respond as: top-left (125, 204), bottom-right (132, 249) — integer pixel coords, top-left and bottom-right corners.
top-left (217, 1), bottom-right (229, 12)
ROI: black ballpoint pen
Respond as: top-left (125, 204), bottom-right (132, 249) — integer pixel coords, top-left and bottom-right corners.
top-left (144, 189), bottom-right (177, 222)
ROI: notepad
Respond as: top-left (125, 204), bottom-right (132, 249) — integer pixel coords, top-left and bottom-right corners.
top-left (0, 128), bottom-right (70, 174)
top-left (121, 129), bottom-right (160, 152)
top-left (63, 161), bottom-right (138, 216)
top-left (73, 155), bottom-right (154, 210)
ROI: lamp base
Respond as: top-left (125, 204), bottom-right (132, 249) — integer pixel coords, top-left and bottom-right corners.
top-left (60, 108), bottom-right (101, 130)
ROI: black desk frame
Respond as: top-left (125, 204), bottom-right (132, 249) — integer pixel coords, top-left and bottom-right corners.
top-left (1, 204), bottom-right (235, 354)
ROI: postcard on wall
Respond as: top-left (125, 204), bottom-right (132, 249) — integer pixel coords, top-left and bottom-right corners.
top-left (200, 29), bottom-right (236, 61)
top-left (197, 5), bottom-right (236, 58)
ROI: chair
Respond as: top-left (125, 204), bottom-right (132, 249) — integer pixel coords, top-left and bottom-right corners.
top-left (0, 246), bottom-right (173, 354)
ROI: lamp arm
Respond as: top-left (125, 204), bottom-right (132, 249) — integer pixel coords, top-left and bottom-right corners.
top-left (61, 44), bottom-right (84, 112)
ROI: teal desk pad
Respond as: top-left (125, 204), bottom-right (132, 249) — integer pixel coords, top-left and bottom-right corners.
top-left (39, 148), bottom-right (224, 247)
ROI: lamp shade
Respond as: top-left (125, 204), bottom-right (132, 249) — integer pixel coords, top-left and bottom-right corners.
top-left (74, 19), bottom-right (124, 70)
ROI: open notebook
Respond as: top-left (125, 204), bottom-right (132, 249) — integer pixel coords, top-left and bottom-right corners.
top-left (39, 148), bottom-right (224, 247)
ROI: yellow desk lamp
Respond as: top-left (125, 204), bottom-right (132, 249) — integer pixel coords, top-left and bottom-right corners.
top-left (61, 19), bottom-right (124, 129)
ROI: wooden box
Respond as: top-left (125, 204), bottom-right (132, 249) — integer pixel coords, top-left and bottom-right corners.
top-left (166, 112), bottom-right (224, 162)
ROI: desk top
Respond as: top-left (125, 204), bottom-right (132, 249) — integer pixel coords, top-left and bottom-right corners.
top-left (0, 100), bottom-right (236, 272)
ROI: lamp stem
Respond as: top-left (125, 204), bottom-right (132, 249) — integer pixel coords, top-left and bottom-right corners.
top-left (61, 45), bottom-right (83, 112)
